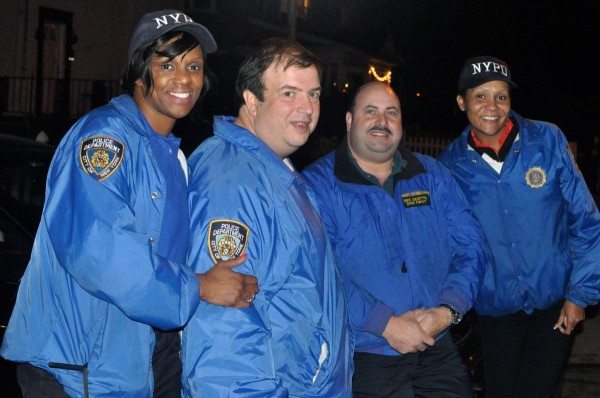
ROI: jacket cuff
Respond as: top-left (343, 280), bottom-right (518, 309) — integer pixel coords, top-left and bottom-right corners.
top-left (437, 289), bottom-right (470, 316)
top-left (362, 302), bottom-right (394, 337)
top-left (565, 289), bottom-right (589, 308)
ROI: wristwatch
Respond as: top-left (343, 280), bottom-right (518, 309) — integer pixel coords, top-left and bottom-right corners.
top-left (440, 304), bottom-right (462, 325)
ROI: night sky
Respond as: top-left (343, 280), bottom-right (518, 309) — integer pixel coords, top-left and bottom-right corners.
top-left (344, 0), bottom-right (599, 141)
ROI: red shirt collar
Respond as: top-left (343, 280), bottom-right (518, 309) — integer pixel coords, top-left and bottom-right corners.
top-left (470, 119), bottom-right (514, 155)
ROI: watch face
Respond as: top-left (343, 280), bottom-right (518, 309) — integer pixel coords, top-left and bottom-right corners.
top-left (454, 313), bottom-right (462, 324)
top-left (451, 309), bottom-right (461, 324)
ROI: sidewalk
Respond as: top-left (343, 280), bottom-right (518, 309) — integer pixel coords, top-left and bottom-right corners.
top-left (562, 305), bottom-right (600, 397)
top-left (568, 305), bottom-right (600, 365)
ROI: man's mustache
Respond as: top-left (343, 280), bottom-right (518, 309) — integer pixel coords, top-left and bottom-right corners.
top-left (368, 125), bottom-right (392, 134)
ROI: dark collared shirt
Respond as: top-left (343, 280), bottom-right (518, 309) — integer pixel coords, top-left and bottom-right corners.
top-left (346, 146), bottom-right (408, 195)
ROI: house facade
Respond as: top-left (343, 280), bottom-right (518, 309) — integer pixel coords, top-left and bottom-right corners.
top-left (0, 0), bottom-right (397, 140)
top-left (1, 0), bottom-right (184, 121)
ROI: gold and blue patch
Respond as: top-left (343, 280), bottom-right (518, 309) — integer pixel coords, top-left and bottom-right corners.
top-left (79, 136), bottom-right (125, 181)
top-left (207, 219), bottom-right (249, 263)
top-left (525, 166), bottom-right (547, 189)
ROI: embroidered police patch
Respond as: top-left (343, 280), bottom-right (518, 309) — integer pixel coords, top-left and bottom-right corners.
top-left (401, 191), bottom-right (431, 208)
top-left (525, 166), bottom-right (547, 189)
top-left (79, 136), bottom-right (125, 181)
top-left (207, 219), bottom-right (249, 263)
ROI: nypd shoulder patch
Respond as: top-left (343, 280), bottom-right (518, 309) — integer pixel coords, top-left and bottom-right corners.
top-left (207, 219), bottom-right (250, 263)
top-left (79, 136), bottom-right (125, 181)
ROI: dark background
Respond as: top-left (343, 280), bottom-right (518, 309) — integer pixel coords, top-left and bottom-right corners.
top-left (340, 0), bottom-right (599, 138)
top-left (177, 0), bottom-right (599, 170)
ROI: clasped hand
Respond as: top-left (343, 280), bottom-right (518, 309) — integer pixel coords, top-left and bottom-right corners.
top-left (382, 306), bottom-right (453, 354)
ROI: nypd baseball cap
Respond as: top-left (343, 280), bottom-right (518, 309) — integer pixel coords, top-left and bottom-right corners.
top-left (128, 9), bottom-right (217, 60)
top-left (458, 56), bottom-right (517, 90)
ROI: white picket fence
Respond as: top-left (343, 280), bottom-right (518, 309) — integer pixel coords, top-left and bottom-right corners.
top-left (404, 136), bottom-right (452, 159)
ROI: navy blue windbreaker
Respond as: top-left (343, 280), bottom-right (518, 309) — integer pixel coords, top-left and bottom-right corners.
top-left (440, 112), bottom-right (600, 316)
top-left (303, 141), bottom-right (487, 355)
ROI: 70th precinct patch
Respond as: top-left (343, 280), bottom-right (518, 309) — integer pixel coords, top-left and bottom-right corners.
top-left (207, 219), bottom-right (249, 263)
top-left (401, 191), bottom-right (431, 208)
top-left (79, 136), bottom-right (125, 181)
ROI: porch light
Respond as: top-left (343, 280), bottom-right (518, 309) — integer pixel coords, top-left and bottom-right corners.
top-left (368, 66), bottom-right (392, 84)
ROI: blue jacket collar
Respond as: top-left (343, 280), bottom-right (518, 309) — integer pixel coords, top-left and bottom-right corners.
top-left (213, 116), bottom-right (295, 187)
top-left (110, 94), bottom-right (154, 139)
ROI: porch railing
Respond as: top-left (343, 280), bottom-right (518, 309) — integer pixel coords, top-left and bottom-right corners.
top-left (0, 76), bottom-right (121, 119)
top-left (404, 135), bottom-right (452, 159)
top-left (0, 75), bottom-right (579, 161)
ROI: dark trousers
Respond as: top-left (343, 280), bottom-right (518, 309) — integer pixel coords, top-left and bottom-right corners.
top-left (477, 301), bottom-right (574, 398)
top-left (152, 328), bottom-right (182, 398)
top-left (16, 363), bottom-right (69, 398)
top-left (353, 334), bottom-right (473, 398)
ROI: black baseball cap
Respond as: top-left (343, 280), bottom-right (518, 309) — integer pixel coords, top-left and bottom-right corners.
top-left (128, 9), bottom-right (217, 61)
top-left (458, 56), bottom-right (517, 90)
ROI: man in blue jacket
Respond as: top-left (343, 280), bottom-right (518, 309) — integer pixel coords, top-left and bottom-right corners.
top-left (0, 10), bottom-right (257, 397)
top-left (182, 38), bottom-right (353, 397)
top-left (302, 81), bottom-right (487, 397)
top-left (439, 56), bottom-right (600, 397)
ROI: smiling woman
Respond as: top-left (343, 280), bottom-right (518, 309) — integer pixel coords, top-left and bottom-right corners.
top-left (440, 55), bottom-right (600, 398)
top-left (0, 9), bottom-right (258, 398)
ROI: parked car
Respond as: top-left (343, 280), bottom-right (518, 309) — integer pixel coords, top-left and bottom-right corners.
top-left (0, 133), bottom-right (55, 396)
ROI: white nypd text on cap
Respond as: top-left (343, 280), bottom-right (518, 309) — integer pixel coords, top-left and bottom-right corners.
top-left (154, 13), bottom-right (193, 29)
top-left (470, 61), bottom-right (508, 77)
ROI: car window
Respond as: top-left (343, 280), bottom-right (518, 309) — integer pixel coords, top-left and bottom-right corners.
top-left (0, 158), bottom-right (49, 210)
top-left (0, 208), bottom-right (32, 282)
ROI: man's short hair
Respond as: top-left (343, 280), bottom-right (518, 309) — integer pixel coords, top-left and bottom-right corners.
top-left (235, 37), bottom-right (323, 108)
top-left (120, 30), bottom-right (211, 97)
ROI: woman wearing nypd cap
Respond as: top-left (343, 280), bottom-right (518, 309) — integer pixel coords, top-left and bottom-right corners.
top-left (439, 56), bottom-right (600, 397)
top-left (0, 9), bottom-right (258, 397)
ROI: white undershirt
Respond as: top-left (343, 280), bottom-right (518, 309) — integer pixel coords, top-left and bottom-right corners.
top-left (177, 149), bottom-right (188, 183)
top-left (283, 157), bottom-right (295, 171)
top-left (467, 134), bottom-right (520, 174)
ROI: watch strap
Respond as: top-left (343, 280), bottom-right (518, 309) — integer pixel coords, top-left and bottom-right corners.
top-left (440, 303), bottom-right (462, 325)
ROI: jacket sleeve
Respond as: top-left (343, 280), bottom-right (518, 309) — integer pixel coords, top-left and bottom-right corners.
top-left (337, 267), bottom-right (395, 337)
top-left (44, 125), bottom-right (199, 330)
top-left (435, 162), bottom-right (488, 315)
top-left (556, 130), bottom-right (600, 307)
top-left (184, 151), bottom-right (289, 397)
top-left (302, 166), bottom-right (394, 337)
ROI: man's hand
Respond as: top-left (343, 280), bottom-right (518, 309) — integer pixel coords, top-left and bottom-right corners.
top-left (554, 300), bottom-right (585, 335)
top-left (382, 310), bottom-right (435, 354)
top-left (415, 306), bottom-right (453, 338)
top-left (197, 254), bottom-right (259, 308)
